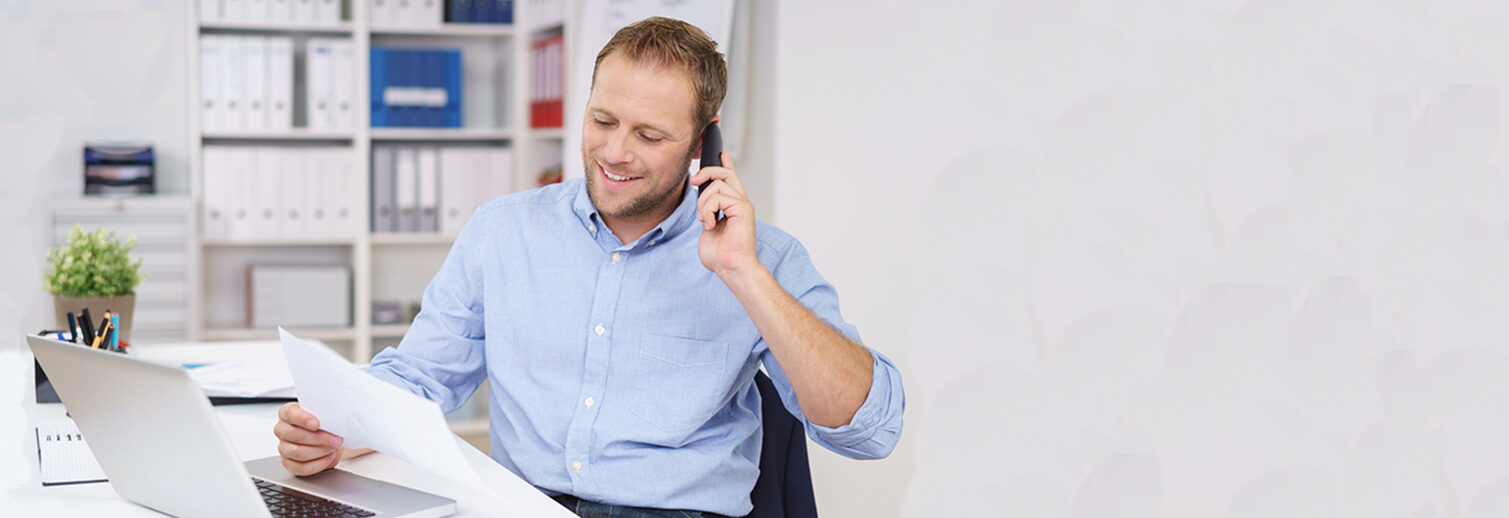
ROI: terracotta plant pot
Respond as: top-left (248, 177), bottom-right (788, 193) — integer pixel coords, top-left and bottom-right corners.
top-left (53, 293), bottom-right (135, 344)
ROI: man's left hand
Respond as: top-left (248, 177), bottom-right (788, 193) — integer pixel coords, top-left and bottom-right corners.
top-left (691, 151), bottom-right (760, 277)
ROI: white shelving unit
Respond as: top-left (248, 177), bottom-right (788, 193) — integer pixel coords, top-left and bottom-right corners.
top-left (187, 1), bottom-right (573, 433)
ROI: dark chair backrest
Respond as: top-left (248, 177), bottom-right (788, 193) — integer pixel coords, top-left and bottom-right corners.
top-left (748, 370), bottom-right (819, 518)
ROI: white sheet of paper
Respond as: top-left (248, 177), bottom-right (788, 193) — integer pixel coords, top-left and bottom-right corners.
top-left (278, 328), bottom-right (495, 496)
top-left (188, 354), bottom-right (295, 397)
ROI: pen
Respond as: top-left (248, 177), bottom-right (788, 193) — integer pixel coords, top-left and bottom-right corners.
top-left (100, 323), bottom-right (115, 352)
top-left (99, 311), bottom-right (111, 341)
top-left (110, 312), bottom-right (120, 351)
top-left (90, 324), bottom-right (106, 349)
top-left (79, 308), bottom-right (95, 345)
top-left (66, 312), bottom-right (79, 343)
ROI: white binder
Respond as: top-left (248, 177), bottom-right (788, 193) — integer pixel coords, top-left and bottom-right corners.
top-left (283, 148), bottom-right (311, 238)
top-left (314, 0), bottom-right (341, 23)
top-left (305, 38), bottom-right (334, 131)
top-left (254, 147), bottom-right (284, 238)
top-left (268, 0), bottom-right (291, 23)
top-left (395, 147), bottom-right (419, 232)
top-left (292, 0), bottom-right (316, 25)
top-left (418, 0), bottom-right (443, 27)
top-left (438, 147), bottom-right (470, 236)
top-left (199, 35), bottom-right (223, 133)
top-left (484, 146), bottom-right (514, 207)
top-left (227, 147), bottom-right (255, 239)
top-left (242, 36), bottom-right (268, 133)
top-left (371, 146), bottom-right (397, 233)
top-left (245, 0), bottom-right (268, 23)
top-left (327, 149), bottom-right (353, 238)
top-left (223, 0), bottom-right (246, 22)
top-left (220, 36), bottom-right (245, 132)
top-left (417, 147), bottom-right (439, 232)
top-left (331, 40), bottom-right (354, 131)
top-left (267, 37), bottom-right (294, 131)
top-left (201, 146), bottom-right (230, 238)
top-left (371, 0), bottom-right (398, 28)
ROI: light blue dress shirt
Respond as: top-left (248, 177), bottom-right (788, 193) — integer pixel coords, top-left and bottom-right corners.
top-left (367, 178), bottom-right (905, 516)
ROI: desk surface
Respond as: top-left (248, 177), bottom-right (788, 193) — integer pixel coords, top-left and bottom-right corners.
top-left (0, 348), bottom-right (573, 518)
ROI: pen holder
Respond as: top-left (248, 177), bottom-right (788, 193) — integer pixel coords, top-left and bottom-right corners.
top-left (53, 293), bottom-right (134, 343)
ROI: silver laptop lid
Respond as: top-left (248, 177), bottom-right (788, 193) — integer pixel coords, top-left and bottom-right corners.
top-left (27, 335), bottom-right (270, 518)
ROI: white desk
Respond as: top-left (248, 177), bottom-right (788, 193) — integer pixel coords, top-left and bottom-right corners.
top-left (0, 348), bottom-right (573, 517)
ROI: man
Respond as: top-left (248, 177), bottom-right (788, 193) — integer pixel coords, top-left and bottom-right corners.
top-left (273, 17), bottom-right (904, 517)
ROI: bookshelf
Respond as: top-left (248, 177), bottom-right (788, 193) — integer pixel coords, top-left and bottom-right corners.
top-left (187, 1), bottom-right (572, 431)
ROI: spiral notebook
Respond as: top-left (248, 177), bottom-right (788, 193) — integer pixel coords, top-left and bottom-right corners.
top-left (36, 418), bottom-right (108, 486)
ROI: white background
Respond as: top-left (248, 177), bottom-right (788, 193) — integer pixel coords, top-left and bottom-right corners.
top-left (6, 1), bottom-right (1509, 516)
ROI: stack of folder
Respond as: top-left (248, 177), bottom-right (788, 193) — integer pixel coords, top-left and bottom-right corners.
top-left (202, 146), bottom-right (355, 240)
top-left (370, 47), bottom-right (463, 128)
top-left (445, 0), bottom-right (513, 24)
top-left (370, 0), bottom-right (447, 28)
top-left (530, 35), bottom-right (564, 128)
top-left (371, 145), bottom-right (512, 235)
top-left (200, 0), bottom-right (344, 25)
top-left (200, 36), bottom-right (355, 133)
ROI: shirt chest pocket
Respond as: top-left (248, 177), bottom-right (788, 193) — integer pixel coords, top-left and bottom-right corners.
top-left (628, 332), bottom-right (731, 433)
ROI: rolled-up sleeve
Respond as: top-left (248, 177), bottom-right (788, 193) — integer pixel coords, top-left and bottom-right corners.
top-left (366, 215), bottom-right (489, 414)
top-left (758, 234), bottom-right (906, 460)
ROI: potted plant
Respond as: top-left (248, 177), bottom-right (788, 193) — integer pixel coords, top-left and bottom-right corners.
top-left (42, 224), bottom-right (147, 344)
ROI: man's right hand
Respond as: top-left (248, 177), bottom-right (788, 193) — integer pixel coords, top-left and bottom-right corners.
top-left (273, 402), bottom-right (345, 476)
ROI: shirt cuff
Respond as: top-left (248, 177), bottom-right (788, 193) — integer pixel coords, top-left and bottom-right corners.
top-left (806, 349), bottom-right (898, 448)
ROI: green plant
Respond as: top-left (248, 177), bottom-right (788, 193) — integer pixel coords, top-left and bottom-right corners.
top-left (41, 224), bottom-right (147, 298)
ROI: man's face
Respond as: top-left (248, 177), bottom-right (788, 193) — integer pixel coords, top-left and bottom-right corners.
top-left (582, 53), bottom-right (700, 222)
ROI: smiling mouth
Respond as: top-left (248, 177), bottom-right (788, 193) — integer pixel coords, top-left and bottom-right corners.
top-left (599, 162), bottom-right (640, 182)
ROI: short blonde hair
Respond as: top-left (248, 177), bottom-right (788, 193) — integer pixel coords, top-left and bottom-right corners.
top-left (591, 16), bottom-right (728, 131)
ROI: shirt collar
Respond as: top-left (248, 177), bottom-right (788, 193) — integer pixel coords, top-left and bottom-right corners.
top-left (571, 178), bottom-right (701, 248)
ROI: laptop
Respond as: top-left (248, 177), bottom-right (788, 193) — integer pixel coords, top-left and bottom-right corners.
top-left (26, 334), bottom-right (458, 518)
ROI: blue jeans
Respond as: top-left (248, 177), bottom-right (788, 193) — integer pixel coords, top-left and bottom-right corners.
top-left (551, 494), bottom-right (735, 518)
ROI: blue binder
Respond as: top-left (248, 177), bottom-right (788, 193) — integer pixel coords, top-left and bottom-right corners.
top-left (398, 49), bottom-right (417, 127)
top-left (448, 0), bottom-right (471, 22)
top-left (494, 0), bottom-right (512, 24)
top-left (443, 50), bottom-right (462, 127)
top-left (426, 50), bottom-right (444, 127)
top-left (472, 0), bottom-right (493, 25)
top-left (370, 48), bottom-right (390, 127)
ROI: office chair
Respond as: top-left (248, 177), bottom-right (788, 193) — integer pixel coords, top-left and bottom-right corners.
top-left (748, 370), bottom-right (819, 518)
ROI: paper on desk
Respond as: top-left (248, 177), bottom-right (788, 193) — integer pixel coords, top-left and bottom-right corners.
top-left (188, 354), bottom-right (295, 398)
top-left (278, 328), bottom-right (495, 496)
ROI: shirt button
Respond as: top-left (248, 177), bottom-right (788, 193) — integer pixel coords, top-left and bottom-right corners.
top-left (572, 461), bottom-right (582, 472)
top-left (584, 397), bottom-right (594, 408)
top-left (649, 241), bottom-right (656, 246)
top-left (588, 224), bottom-right (596, 233)
top-left (611, 252), bottom-right (621, 263)
top-left (594, 324), bottom-right (605, 336)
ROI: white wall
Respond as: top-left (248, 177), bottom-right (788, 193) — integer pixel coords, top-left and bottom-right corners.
top-left (775, 1), bottom-right (1509, 516)
top-left (0, 1), bottom-right (192, 353)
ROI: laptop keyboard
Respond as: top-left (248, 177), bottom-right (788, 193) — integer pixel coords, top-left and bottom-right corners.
top-left (254, 478), bottom-right (377, 518)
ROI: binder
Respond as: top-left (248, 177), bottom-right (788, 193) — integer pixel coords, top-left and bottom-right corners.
top-left (472, 0), bottom-right (492, 25)
top-left (418, 147), bottom-right (439, 232)
top-left (331, 40), bottom-right (355, 131)
top-left (227, 147), bottom-right (254, 239)
top-left (202, 146), bottom-right (230, 238)
top-left (242, 36), bottom-right (268, 133)
top-left (425, 50), bottom-right (443, 127)
top-left (314, 0), bottom-right (341, 23)
top-left (254, 148), bottom-right (283, 238)
top-left (370, 48), bottom-right (389, 127)
top-left (443, 50), bottom-right (462, 127)
top-left (328, 149), bottom-right (353, 237)
top-left (267, 37), bottom-right (294, 131)
top-left (372, 0), bottom-right (397, 28)
top-left (448, 0), bottom-right (472, 23)
top-left (224, 0), bottom-right (246, 22)
top-left (398, 49), bottom-right (418, 127)
top-left (495, 0), bottom-right (512, 24)
top-left (419, 0), bottom-right (443, 27)
top-left (371, 146), bottom-right (397, 232)
top-left (246, 0), bottom-right (268, 23)
top-left (484, 146), bottom-right (513, 207)
top-left (199, 36), bottom-right (223, 133)
top-left (393, 0), bottom-right (415, 27)
top-left (395, 147), bottom-right (419, 232)
top-left (306, 38), bottom-right (334, 131)
top-left (221, 36), bottom-right (245, 131)
top-left (269, 0), bottom-right (291, 23)
top-left (438, 147), bottom-right (468, 235)
top-left (292, 0), bottom-right (315, 25)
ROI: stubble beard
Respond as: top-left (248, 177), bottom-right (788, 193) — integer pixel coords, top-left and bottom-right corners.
top-left (584, 152), bottom-right (695, 219)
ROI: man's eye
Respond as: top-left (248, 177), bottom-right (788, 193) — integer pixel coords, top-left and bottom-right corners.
top-left (640, 134), bottom-right (662, 143)
top-left (594, 118), bottom-right (613, 126)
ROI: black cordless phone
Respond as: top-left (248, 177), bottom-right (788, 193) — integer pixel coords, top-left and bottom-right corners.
top-left (697, 122), bottom-right (724, 221)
